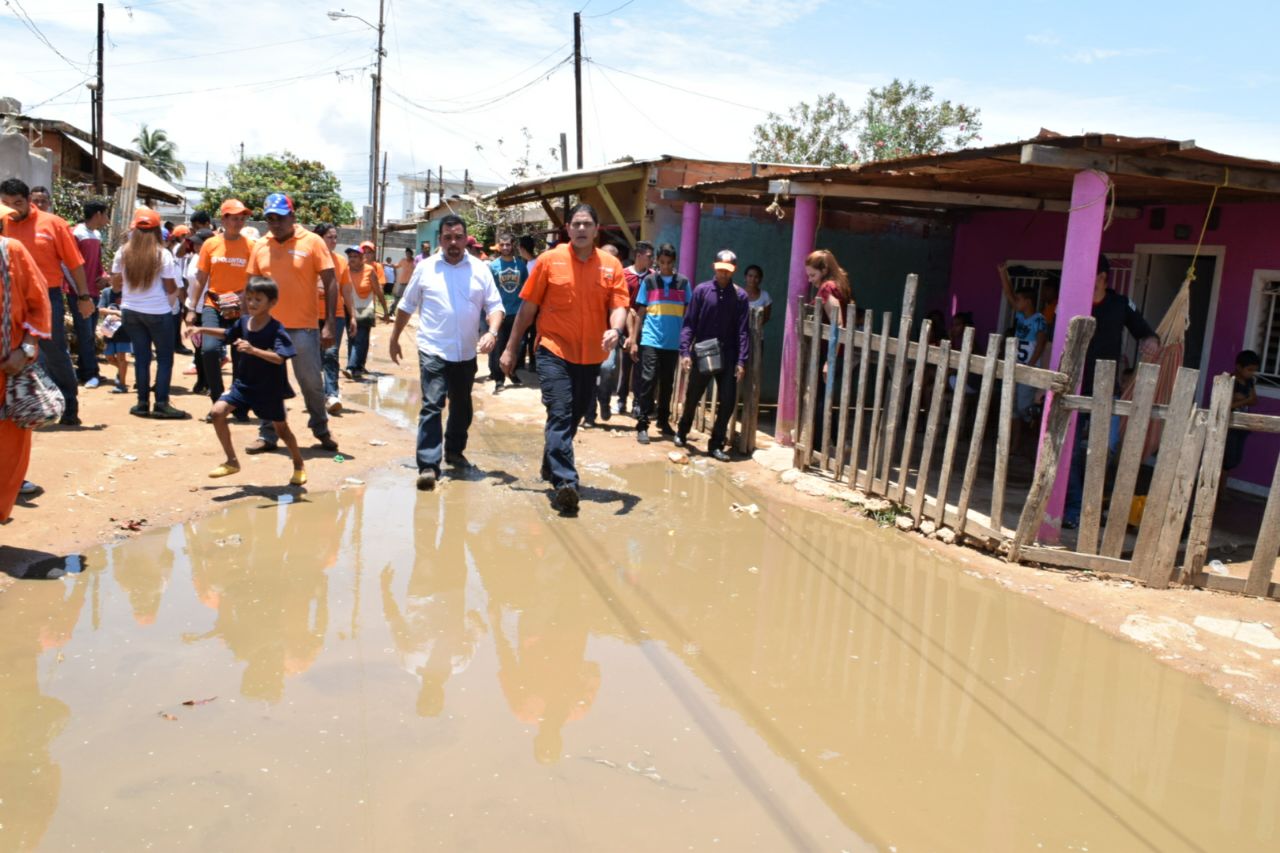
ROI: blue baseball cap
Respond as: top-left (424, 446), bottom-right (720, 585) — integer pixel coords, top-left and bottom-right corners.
top-left (262, 193), bottom-right (294, 217)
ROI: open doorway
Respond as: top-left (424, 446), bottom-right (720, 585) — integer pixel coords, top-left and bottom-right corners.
top-left (1130, 246), bottom-right (1224, 393)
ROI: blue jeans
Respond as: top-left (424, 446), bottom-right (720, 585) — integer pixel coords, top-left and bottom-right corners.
top-left (200, 305), bottom-right (237, 402)
top-left (347, 319), bottom-right (371, 371)
top-left (122, 309), bottom-right (175, 406)
top-left (72, 302), bottom-right (100, 383)
top-left (590, 346), bottom-right (619, 421)
top-left (321, 318), bottom-right (347, 398)
top-left (415, 352), bottom-right (476, 474)
top-left (259, 326), bottom-right (329, 444)
top-left (537, 347), bottom-right (598, 489)
top-left (37, 288), bottom-right (79, 420)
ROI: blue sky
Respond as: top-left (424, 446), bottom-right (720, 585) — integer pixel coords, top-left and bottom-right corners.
top-left (4, 0), bottom-right (1276, 213)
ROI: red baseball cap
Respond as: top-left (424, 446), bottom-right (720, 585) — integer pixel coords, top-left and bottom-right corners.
top-left (130, 207), bottom-right (161, 231)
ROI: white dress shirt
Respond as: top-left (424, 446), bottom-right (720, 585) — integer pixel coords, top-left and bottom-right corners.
top-left (398, 252), bottom-right (503, 361)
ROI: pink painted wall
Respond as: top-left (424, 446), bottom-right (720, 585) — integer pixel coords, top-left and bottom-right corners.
top-left (948, 202), bottom-right (1280, 489)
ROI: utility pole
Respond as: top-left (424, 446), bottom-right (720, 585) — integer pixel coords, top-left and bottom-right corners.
top-left (204, 161), bottom-right (209, 190)
top-left (239, 142), bottom-right (244, 164)
top-left (559, 132), bottom-right (569, 221)
top-left (437, 164), bottom-right (443, 203)
top-left (93, 2), bottom-right (104, 193)
top-left (573, 12), bottom-right (583, 169)
top-left (378, 151), bottom-right (389, 237)
top-left (370, 0), bottom-right (386, 246)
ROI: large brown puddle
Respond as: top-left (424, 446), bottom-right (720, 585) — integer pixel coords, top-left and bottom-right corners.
top-left (2, 418), bottom-right (1279, 852)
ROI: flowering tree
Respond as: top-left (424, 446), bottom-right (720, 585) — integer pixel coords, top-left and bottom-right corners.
top-left (749, 93), bottom-right (856, 167)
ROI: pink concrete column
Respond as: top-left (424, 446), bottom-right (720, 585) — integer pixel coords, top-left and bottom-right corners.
top-left (1039, 169), bottom-right (1109, 542)
top-left (678, 201), bottom-right (700, 283)
top-left (776, 194), bottom-right (819, 445)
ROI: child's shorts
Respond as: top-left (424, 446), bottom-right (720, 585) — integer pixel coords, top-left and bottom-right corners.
top-left (104, 341), bottom-right (133, 356)
top-left (220, 386), bottom-right (286, 423)
top-left (1015, 383), bottom-right (1039, 421)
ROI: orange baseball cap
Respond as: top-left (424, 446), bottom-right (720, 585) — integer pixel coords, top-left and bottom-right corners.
top-left (172, 224), bottom-right (191, 238)
top-left (359, 241), bottom-right (376, 253)
top-left (131, 207), bottom-right (161, 231)
top-left (219, 198), bottom-right (251, 216)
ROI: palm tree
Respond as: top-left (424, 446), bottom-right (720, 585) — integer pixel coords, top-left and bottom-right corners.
top-left (133, 124), bottom-right (185, 182)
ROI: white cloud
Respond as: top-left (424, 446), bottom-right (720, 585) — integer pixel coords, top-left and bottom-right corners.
top-left (1063, 47), bottom-right (1163, 64)
top-left (1025, 32), bottom-right (1060, 46)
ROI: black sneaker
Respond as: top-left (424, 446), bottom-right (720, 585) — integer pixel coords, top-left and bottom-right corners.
top-left (581, 418), bottom-right (595, 430)
top-left (58, 415), bottom-right (83, 427)
top-left (445, 452), bottom-right (472, 468)
top-left (129, 404), bottom-right (151, 418)
top-left (151, 402), bottom-right (191, 420)
top-left (658, 422), bottom-right (676, 437)
top-left (710, 448), bottom-right (731, 463)
top-left (553, 484), bottom-right (580, 514)
top-left (636, 430), bottom-right (650, 445)
top-left (416, 469), bottom-right (437, 491)
top-left (673, 434), bottom-right (686, 448)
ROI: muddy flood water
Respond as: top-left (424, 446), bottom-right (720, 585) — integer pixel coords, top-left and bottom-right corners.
top-left (3, 417), bottom-right (1279, 852)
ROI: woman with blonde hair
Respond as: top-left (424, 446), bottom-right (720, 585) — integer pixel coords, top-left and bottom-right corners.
top-left (805, 249), bottom-right (852, 449)
top-left (113, 208), bottom-right (189, 419)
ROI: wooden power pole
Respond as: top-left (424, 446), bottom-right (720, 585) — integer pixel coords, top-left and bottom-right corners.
top-left (93, 2), bottom-right (104, 193)
top-left (573, 12), bottom-right (583, 169)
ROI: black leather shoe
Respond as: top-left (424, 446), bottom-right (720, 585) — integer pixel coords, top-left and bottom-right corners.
top-left (673, 434), bottom-right (686, 448)
top-left (553, 484), bottom-right (579, 514)
top-left (416, 470), bottom-right (437, 491)
top-left (636, 430), bottom-right (649, 445)
top-left (710, 448), bottom-right (731, 463)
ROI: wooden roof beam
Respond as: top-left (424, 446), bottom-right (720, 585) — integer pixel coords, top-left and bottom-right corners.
top-left (1020, 144), bottom-right (1280, 193)
top-left (493, 166), bottom-right (649, 207)
top-left (767, 179), bottom-right (1140, 218)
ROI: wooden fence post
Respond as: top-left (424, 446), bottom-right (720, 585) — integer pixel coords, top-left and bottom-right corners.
top-left (832, 304), bottom-right (857, 480)
top-left (989, 336), bottom-right (1019, 537)
top-left (1009, 316), bottom-right (1095, 563)
top-left (797, 304), bottom-right (822, 470)
top-left (1181, 374), bottom-right (1235, 582)
top-left (1077, 360), bottom-right (1117, 555)
top-left (879, 275), bottom-right (917, 492)
top-left (862, 313), bottom-right (892, 493)
top-left (1246, 454), bottom-right (1280, 597)
top-left (1100, 362), bottom-right (1161, 558)
top-left (932, 326), bottom-right (975, 527)
top-left (955, 333), bottom-right (1002, 537)
top-left (846, 313), bottom-right (874, 488)
top-left (895, 320), bottom-right (933, 505)
top-left (819, 301), bottom-right (841, 472)
top-left (911, 340), bottom-right (950, 524)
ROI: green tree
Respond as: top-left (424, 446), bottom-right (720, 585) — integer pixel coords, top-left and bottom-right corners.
top-left (749, 93), bottom-right (855, 167)
top-left (200, 153), bottom-right (355, 225)
top-left (854, 79), bottom-right (981, 162)
top-left (132, 124), bottom-right (186, 182)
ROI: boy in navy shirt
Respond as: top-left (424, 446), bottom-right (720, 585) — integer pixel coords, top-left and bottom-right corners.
top-left (190, 277), bottom-right (307, 486)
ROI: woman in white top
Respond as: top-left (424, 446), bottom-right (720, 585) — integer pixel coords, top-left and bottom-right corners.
top-left (111, 207), bottom-right (189, 419)
top-left (744, 264), bottom-right (772, 324)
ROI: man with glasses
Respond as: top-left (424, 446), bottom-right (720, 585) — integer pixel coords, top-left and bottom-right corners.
top-left (243, 193), bottom-right (340, 453)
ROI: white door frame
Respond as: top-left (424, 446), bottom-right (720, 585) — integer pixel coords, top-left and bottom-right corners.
top-left (1131, 243), bottom-right (1226, 400)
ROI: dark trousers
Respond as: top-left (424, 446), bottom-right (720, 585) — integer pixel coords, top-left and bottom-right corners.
top-left (416, 351), bottom-right (476, 474)
top-left (617, 333), bottom-right (640, 409)
top-left (37, 288), bottom-right (79, 420)
top-left (72, 302), bottom-right (100, 383)
top-left (490, 313), bottom-right (517, 386)
top-left (636, 346), bottom-right (678, 431)
top-left (347, 318), bottom-right (372, 371)
top-left (536, 347), bottom-right (598, 489)
top-left (123, 309), bottom-right (175, 406)
top-left (201, 306), bottom-right (237, 402)
top-left (321, 317), bottom-right (347, 398)
top-left (678, 365), bottom-right (738, 451)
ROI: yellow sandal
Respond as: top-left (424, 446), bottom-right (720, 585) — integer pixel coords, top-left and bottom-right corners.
top-left (289, 469), bottom-right (307, 486)
top-left (208, 463), bottom-right (241, 478)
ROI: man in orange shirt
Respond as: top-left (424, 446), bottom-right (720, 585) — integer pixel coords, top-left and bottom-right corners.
top-left (361, 241), bottom-right (390, 319)
top-left (313, 224), bottom-right (356, 413)
top-left (499, 203), bottom-right (629, 513)
top-left (186, 199), bottom-right (254, 404)
top-left (243, 193), bottom-right (339, 453)
top-left (0, 178), bottom-right (92, 426)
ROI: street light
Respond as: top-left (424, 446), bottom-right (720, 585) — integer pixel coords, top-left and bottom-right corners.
top-left (328, 4), bottom-right (386, 245)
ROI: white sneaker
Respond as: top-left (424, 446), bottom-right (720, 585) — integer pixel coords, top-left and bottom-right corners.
top-left (326, 396), bottom-right (342, 414)
top-left (84, 376), bottom-right (101, 389)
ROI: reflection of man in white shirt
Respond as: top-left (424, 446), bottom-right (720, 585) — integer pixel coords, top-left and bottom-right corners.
top-left (389, 215), bottom-right (503, 491)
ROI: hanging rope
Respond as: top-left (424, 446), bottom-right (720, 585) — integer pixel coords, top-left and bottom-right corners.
top-left (765, 178), bottom-right (790, 220)
top-left (1186, 167), bottom-right (1229, 282)
top-left (1066, 169), bottom-right (1117, 230)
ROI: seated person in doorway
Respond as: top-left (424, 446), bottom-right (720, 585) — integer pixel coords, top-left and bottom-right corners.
top-left (1222, 349), bottom-right (1260, 472)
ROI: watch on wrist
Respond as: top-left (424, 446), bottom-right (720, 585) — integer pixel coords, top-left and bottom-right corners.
top-left (21, 342), bottom-right (37, 359)
top-left (78, 293), bottom-right (93, 301)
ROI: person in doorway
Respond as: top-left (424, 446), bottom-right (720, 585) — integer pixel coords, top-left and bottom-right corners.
top-left (389, 214), bottom-right (503, 492)
top-left (499, 203), bottom-right (629, 514)
top-left (313, 224), bottom-right (356, 413)
top-left (630, 242), bottom-right (688, 444)
top-left (743, 264), bottom-right (772, 325)
top-left (0, 178), bottom-right (92, 426)
top-left (1222, 349), bottom-right (1260, 473)
top-left (344, 245), bottom-right (386, 379)
top-left (488, 232), bottom-right (528, 393)
top-left (72, 200), bottom-right (109, 388)
top-left (1063, 255), bottom-right (1159, 529)
top-left (675, 249), bottom-right (750, 462)
top-left (112, 207), bottom-right (188, 420)
top-left (0, 204), bottom-right (52, 523)
top-left (998, 262), bottom-right (1049, 446)
top-left (193, 277), bottom-right (307, 486)
top-left (617, 240), bottom-right (653, 416)
top-left (243, 193), bottom-right (339, 454)
top-left (186, 199), bottom-right (254, 407)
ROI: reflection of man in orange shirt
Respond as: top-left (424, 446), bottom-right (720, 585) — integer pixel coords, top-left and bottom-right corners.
top-left (500, 203), bottom-right (629, 514)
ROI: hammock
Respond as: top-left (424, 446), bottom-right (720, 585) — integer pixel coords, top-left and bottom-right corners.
top-left (1118, 273), bottom-right (1190, 460)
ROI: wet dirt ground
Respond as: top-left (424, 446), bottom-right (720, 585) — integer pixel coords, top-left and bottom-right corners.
top-left (3, 412), bottom-right (1279, 852)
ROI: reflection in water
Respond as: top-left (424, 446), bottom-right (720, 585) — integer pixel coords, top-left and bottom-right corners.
top-left (3, 420), bottom-right (1280, 851)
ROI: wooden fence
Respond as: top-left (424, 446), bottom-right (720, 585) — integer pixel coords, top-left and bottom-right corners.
top-left (791, 276), bottom-right (1280, 602)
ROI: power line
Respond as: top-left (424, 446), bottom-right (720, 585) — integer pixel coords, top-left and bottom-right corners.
top-left (585, 58), bottom-right (769, 113)
top-left (4, 0), bottom-right (91, 73)
top-left (39, 63), bottom-right (370, 107)
top-left (591, 62), bottom-right (710, 157)
top-left (387, 56), bottom-right (570, 115)
top-left (584, 0), bottom-right (638, 17)
top-left (25, 77), bottom-right (94, 111)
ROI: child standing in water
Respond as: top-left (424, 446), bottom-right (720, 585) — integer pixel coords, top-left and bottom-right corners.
top-left (189, 277), bottom-right (307, 486)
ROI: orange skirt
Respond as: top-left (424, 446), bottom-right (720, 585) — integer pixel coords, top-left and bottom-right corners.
top-left (0, 419), bottom-right (33, 522)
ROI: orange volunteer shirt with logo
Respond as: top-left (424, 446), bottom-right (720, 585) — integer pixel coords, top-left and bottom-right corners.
top-left (245, 225), bottom-right (334, 328)
top-left (2, 208), bottom-right (84, 292)
top-left (318, 251), bottom-right (352, 319)
top-left (519, 243), bottom-right (629, 365)
top-left (351, 265), bottom-right (377, 301)
top-left (197, 233), bottom-right (254, 307)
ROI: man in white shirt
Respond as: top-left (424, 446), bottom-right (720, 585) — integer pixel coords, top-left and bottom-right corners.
top-left (389, 215), bottom-right (503, 491)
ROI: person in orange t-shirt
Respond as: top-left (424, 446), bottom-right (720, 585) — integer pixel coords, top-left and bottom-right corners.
top-left (344, 246), bottom-right (385, 378)
top-left (243, 193), bottom-right (338, 453)
top-left (187, 198), bottom-right (255, 403)
top-left (313, 224), bottom-right (356, 413)
top-left (1, 178), bottom-right (90, 426)
top-left (0, 206), bottom-right (53, 521)
top-left (360, 241), bottom-right (391, 318)
top-left (499, 203), bottom-right (628, 513)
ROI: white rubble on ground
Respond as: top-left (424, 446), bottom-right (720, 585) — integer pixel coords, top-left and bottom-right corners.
top-left (1120, 614), bottom-right (1205, 651)
top-left (1192, 616), bottom-right (1280, 650)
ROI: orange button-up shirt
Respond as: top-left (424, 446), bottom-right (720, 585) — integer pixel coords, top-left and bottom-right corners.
top-left (2, 208), bottom-right (84, 293)
top-left (519, 244), bottom-right (629, 365)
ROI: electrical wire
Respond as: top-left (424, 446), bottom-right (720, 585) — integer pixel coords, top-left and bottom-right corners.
top-left (585, 58), bottom-right (769, 113)
top-left (591, 62), bottom-right (710, 157)
top-left (387, 56), bottom-right (570, 115)
top-left (25, 77), bottom-right (94, 111)
top-left (584, 0), bottom-right (637, 17)
top-left (39, 63), bottom-right (370, 107)
top-left (4, 0), bottom-right (91, 72)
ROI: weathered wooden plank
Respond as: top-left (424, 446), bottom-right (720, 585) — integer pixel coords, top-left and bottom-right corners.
top-left (790, 297), bottom-right (807, 468)
top-left (1191, 573), bottom-right (1280, 600)
top-left (1077, 360), bottom-right (1117, 556)
top-left (818, 303), bottom-right (840, 472)
top-left (1228, 411), bottom-right (1280, 433)
top-left (1151, 411), bottom-right (1208, 584)
top-left (1100, 362), bottom-right (1161, 559)
top-left (932, 327), bottom-right (975, 527)
top-left (1020, 545), bottom-right (1137, 575)
top-left (862, 314), bottom-right (893, 493)
top-left (956, 333), bottom-right (1002, 537)
top-left (879, 275), bottom-right (918, 491)
top-left (832, 304), bottom-right (858, 481)
top-left (990, 336), bottom-right (1018, 539)
top-left (911, 340), bottom-right (950, 524)
top-left (744, 307), bottom-right (766, 454)
top-left (1246, 454), bottom-right (1280, 597)
top-left (846, 313), bottom-right (875, 488)
top-left (895, 320), bottom-right (933, 505)
top-left (1008, 316), bottom-right (1096, 563)
top-left (798, 305), bottom-right (823, 470)
top-left (1181, 374), bottom-right (1235, 582)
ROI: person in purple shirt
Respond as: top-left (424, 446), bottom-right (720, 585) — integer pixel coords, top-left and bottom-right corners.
top-left (675, 249), bottom-right (750, 461)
